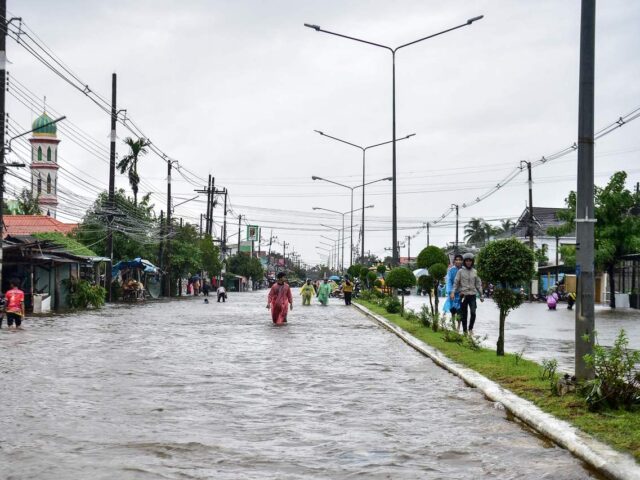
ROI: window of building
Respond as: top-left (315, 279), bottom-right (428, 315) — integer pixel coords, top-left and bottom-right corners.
top-left (37, 177), bottom-right (42, 194)
top-left (47, 147), bottom-right (52, 162)
top-left (47, 174), bottom-right (52, 194)
top-left (37, 146), bottom-right (42, 162)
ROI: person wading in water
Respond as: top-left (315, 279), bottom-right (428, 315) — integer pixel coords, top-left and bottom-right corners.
top-left (267, 272), bottom-right (293, 324)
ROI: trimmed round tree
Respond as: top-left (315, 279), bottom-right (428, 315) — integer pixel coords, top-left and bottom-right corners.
top-left (385, 267), bottom-right (416, 316)
top-left (476, 238), bottom-right (535, 356)
top-left (366, 270), bottom-right (377, 289)
top-left (347, 264), bottom-right (363, 279)
top-left (416, 246), bottom-right (449, 314)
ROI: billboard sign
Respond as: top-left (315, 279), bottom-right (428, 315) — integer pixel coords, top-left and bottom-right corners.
top-left (247, 225), bottom-right (260, 241)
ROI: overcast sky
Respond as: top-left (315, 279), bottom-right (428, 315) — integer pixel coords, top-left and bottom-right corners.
top-left (5, 0), bottom-right (640, 266)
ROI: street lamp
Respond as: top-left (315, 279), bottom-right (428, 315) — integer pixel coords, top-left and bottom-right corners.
top-left (315, 246), bottom-right (331, 269)
top-left (305, 16), bottom-right (484, 265)
top-left (314, 130), bottom-right (414, 262)
top-left (320, 227), bottom-right (341, 272)
top-left (312, 175), bottom-right (391, 266)
top-left (315, 205), bottom-right (374, 272)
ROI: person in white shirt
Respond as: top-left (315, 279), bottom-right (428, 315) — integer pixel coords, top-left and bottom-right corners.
top-left (217, 285), bottom-right (227, 303)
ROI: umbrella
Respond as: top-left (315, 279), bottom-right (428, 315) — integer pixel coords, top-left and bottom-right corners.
top-left (413, 268), bottom-right (429, 278)
top-left (328, 275), bottom-right (341, 281)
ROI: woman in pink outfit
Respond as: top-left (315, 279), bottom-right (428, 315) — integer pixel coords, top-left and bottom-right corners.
top-left (267, 272), bottom-right (293, 324)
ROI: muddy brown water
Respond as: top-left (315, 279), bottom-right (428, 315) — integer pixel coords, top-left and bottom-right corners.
top-left (0, 292), bottom-right (601, 479)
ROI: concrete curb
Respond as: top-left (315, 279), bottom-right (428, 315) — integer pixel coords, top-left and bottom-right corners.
top-left (353, 302), bottom-right (640, 480)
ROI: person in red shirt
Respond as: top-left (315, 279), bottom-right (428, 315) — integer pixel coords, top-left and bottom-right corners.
top-left (6, 279), bottom-right (25, 331)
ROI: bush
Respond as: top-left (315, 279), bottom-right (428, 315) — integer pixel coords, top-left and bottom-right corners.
top-left (582, 329), bottom-right (640, 411)
top-left (358, 290), bottom-right (375, 301)
top-left (404, 309), bottom-right (419, 322)
top-left (419, 304), bottom-right (431, 327)
top-left (462, 333), bottom-right (487, 351)
top-left (442, 328), bottom-right (464, 344)
top-left (66, 278), bottom-right (107, 309)
top-left (384, 297), bottom-right (402, 314)
top-left (431, 313), bottom-right (440, 332)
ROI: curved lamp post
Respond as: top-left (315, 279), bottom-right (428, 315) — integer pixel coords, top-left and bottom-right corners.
top-left (314, 205), bottom-right (374, 272)
top-left (305, 15), bottom-right (484, 265)
top-left (312, 175), bottom-right (390, 266)
top-left (314, 130), bottom-right (414, 262)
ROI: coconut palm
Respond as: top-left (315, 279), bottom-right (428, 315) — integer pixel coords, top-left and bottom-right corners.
top-left (117, 137), bottom-right (150, 206)
top-left (484, 223), bottom-right (500, 243)
top-left (500, 219), bottom-right (515, 235)
top-left (464, 217), bottom-right (487, 246)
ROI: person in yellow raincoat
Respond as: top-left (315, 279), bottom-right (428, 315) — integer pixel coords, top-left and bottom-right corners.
top-left (300, 279), bottom-right (315, 306)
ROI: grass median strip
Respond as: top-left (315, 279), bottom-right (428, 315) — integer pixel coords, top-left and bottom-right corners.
top-left (356, 299), bottom-right (640, 463)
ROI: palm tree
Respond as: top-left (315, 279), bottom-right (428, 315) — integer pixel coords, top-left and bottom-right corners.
top-left (117, 137), bottom-right (150, 206)
top-left (500, 219), bottom-right (515, 235)
top-left (464, 218), bottom-right (487, 246)
top-left (484, 222), bottom-right (500, 243)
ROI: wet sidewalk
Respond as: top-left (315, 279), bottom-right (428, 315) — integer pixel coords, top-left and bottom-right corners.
top-left (403, 295), bottom-right (640, 373)
top-left (0, 292), bottom-right (599, 479)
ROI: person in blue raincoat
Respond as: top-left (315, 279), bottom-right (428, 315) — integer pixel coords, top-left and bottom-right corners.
top-left (443, 253), bottom-right (463, 330)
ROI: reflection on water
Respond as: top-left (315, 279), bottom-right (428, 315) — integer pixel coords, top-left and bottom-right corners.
top-left (0, 293), bottom-right (600, 479)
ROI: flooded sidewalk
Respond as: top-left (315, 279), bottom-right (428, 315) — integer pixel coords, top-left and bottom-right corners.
top-left (403, 295), bottom-right (640, 373)
top-left (0, 292), bottom-right (599, 479)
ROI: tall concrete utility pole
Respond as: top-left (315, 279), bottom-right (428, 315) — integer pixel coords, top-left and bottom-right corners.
top-left (0, 0), bottom-right (7, 291)
top-left (452, 204), bottom-right (459, 253)
top-left (165, 159), bottom-right (173, 296)
top-left (405, 235), bottom-right (411, 265)
top-left (105, 73), bottom-right (117, 301)
top-left (208, 177), bottom-right (215, 236)
top-left (426, 222), bottom-right (430, 247)
top-left (283, 241), bottom-right (288, 270)
top-left (158, 210), bottom-right (164, 294)
top-left (237, 214), bottom-right (242, 254)
top-left (0, 8), bottom-right (25, 292)
top-left (521, 160), bottom-right (534, 300)
top-left (575, 0), bottom-right (596, 380)
top-left (222, 188), bottom-right (228, 258)
top-left (204, 175), bottom-right (212, 236)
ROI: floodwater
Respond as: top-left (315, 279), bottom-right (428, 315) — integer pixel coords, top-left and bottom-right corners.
top-left (404, 295), bottom-right (640, 373)
top-left (0, 291), bottom-right (600, 479)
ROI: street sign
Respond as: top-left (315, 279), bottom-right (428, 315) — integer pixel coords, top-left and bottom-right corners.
top-left (247, 225), bottom-right (260, 241)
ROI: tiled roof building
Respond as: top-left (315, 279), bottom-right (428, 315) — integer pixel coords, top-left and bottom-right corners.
top-left (2, 215), bottom-right (78, 238)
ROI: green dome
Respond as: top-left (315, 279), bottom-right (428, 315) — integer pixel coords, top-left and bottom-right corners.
top-left (32, 112), bottom-right (57, 137)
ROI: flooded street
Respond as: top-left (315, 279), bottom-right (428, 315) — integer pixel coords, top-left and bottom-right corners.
top-left (1, 291), bottom-right (599, 479)
top-left (404, 295), bottom-right (640, 373)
